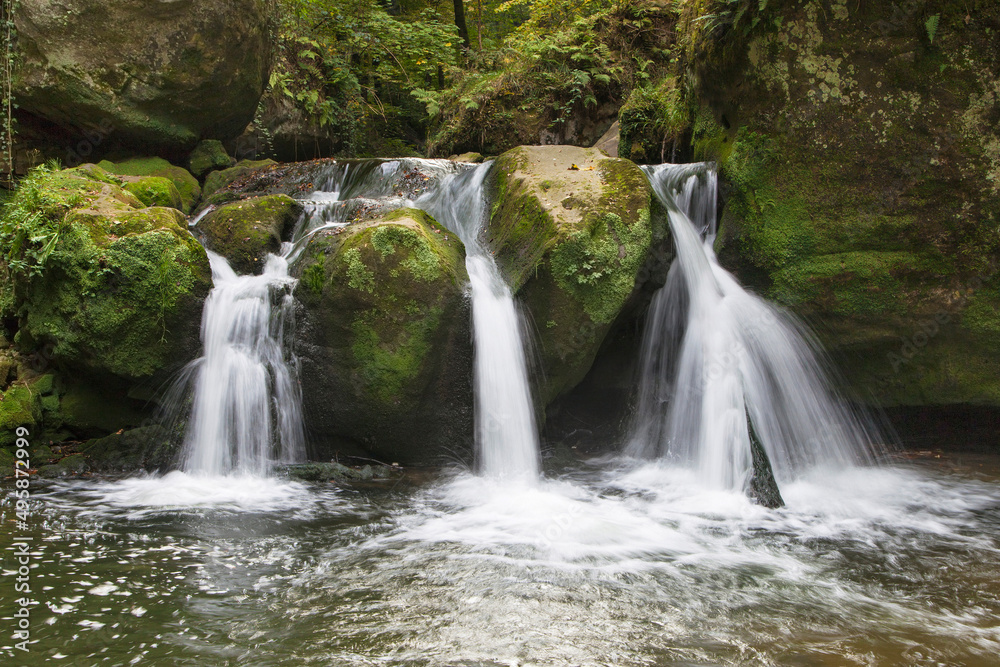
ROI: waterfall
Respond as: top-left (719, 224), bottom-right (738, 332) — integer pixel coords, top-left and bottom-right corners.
top-left (179, 158), bottom-right (540, 479)
top-left (415, 164), bottom-right (541, 481)
top-left (180, 251), bottom-right (305, 476)
top-left (629, 163), bottom-right (883, 492)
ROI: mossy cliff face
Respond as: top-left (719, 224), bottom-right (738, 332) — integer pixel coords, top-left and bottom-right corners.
top-left (687, 0), bottom-right (1000, 407)
top-left (293, 209), bottom-right (473, 463)
top-left (488, 145), bottom-right (654, 404)
top-left (3, 165), bottom-right (211, 382)
top-left (197, 195), bottom-right (303, 274)
top-left (14, 0), bottom-right (272, 156)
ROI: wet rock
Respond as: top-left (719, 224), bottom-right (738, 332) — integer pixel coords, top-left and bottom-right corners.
top-left (196, 195), bottom-right (303, 274)
top-left (488, 145), bottom-right (654, 404)
top-left (293, 208), bottom-right (473, 464)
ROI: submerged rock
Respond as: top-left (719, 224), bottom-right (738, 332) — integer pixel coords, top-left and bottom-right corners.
top-left (294, 208), bottom-right (473, 464)
top-left (196, 195), bottom-right (303, 274)
top-left (13, 0), bottom-right (271, 156)
top-left (488, 145), bottom-right (654, 404)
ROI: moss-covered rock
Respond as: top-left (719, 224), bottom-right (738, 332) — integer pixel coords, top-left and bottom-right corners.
top-left (13, 0), bottom-right (271, 156)
top-left (188, 140), bottom-right (235, 178)
top-left (81, 425), bottom-right (177, 472)
top-left (100, 158), bottom-right (201, 214)
top-left (688, 0), bottom-right (1000, 408)
top-left (293, 208), bottom-right (473, 464)
top-left (197, 195), bottom-right (303, 274)
top-left (488, 145), bottom-right (654, 404)
top-left (203, 159), bottom-right (279, 202)
top-left (123, 176), bottom-right (184, 210)
top-left (3, 165), bottom-right (211, 383)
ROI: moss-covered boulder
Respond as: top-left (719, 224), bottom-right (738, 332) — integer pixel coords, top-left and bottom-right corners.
top-left (13, 0), bottom-right (271, 156)
top-left (488, 145), bottom-right (654, 404)
top-left (188, 140), bottom-right (235, 179)
top-left (686, 0), bottom-right (1000, 408)
top-left (203, 159), bottom-right (279, 202)
top-left (2, 165), bottom-right (211, 383)
top-left (123, 176), bottom-right (184, 210)
top-left (293, 208), bottom-right (473, 464)
top-left (99, 158), bottom-right (201, 214)
top-left (197, 195), bottom-right (303, 274)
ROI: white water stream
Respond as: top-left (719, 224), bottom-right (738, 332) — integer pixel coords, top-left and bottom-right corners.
top-left (629, 163), bottom-right (884, 492)
top-left (414, 164), bottom-right (541, 481)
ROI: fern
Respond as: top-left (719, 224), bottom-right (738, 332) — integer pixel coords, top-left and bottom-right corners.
top-left (925, 14), bottom-right (940, 44)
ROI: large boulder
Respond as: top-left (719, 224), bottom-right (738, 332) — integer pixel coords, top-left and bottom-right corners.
top-left (196, 195), bottom-right (303, 274)
top-left (688, 0), bottom-right (1000, 407)
top-left (293, 209), bottom-right (473, 463)
top-left (1, 164), bottom-right (211, 382)
top-left (13, 0), bottom-right (272, 157)
top-left (488, 145), bottom-right (655, 404)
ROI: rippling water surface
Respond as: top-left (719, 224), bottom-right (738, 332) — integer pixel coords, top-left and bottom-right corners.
top-left (2, 455), bottom-right (999, 666)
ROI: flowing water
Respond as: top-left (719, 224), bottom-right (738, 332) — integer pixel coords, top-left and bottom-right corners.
top-left (4, 160), bottom-right (998, 665)
top-left (3, 455), bottom-right (1000, 665)
top-left (179, 252), bottom-right (305, 476)
top-left (414, 164), bottom-right (541, 481)
top-left (629, 164), bottom-right (883, 491)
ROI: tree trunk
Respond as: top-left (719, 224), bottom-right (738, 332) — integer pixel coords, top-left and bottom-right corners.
top-left (454, 0), bottom-right (471, 49)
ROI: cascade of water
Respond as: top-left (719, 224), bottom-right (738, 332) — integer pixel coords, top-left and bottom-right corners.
top-left (181, 158), bottom-right (540, 478)
top-left (629, 163), bottom-right (883, 491)
top-left (415, 164), bottom-right (541, 481)
top-left (180, 251), bottom-right (305, 476)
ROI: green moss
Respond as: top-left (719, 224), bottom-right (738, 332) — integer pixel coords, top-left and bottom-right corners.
top-left (351, 306), bottom-right (443, 403)
top-left (187, 139), bottom-right (233, 178)
top-left (0, 384), bottom-right (40, 445)
top-left (124, 176), bottom-right (184, 210)
top-left (772, 251), bottom-right (923, 315)
top-left (344, 247), bottom-right (375, 293)
top-left (196, 194), bottom-right (301, 274)
top-left (963, 283), bottom-right (1000, 338)
top-left (102, 158), bottom-right (200, 214)
top-left (4, 166), bottom-right (210, 380)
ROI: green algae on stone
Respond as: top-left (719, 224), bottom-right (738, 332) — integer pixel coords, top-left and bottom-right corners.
top-left (196, 194), bottom-right (303, 274)
top-left (293, 208), bottom-right (473, 464)
top-left (3, 165), bottom-right (211, 382)
top-left (689, 0), bottom-right (1000, 407)
top-left (123, 176), bottom-right (184, 210)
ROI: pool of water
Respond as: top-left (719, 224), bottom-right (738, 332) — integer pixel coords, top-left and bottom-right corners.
top-left (2, 454), bottom-right (999, 666)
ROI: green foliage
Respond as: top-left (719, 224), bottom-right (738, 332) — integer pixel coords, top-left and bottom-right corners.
top-left (1, 162), bottom-right (72, 282)
top-left (925, 14), bottom-right (940, 44)
top-left (425, 0), bottom-right (669, 155)
top-left (1, 0), bottom-right (17, 182)
top-left (271, 0), bottom-right (461, 155)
